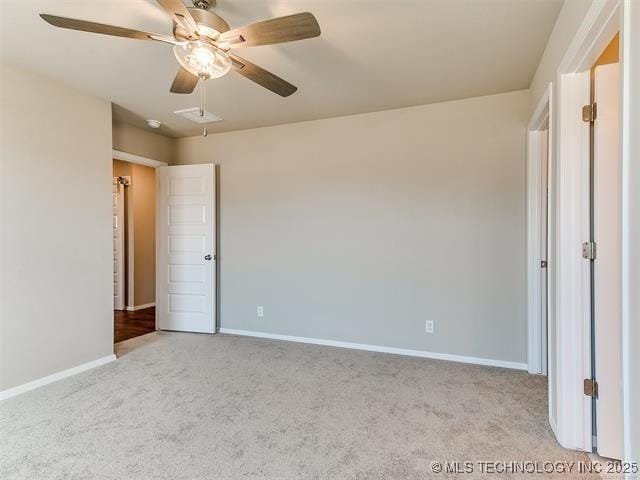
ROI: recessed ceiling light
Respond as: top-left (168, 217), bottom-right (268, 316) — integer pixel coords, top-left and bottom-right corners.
top-left (146, 119), bottom-right (161, 129)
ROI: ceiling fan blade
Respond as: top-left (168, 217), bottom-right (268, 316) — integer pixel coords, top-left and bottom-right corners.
top-left (156, 0), bottom-right (199, 37)
top-left (230, 54), bottom-right (297, 97)
top-left (170, 67), bottom-right (199, 94)
top-left (218, 12), bottom-right (320, 48)
top-left (40, 14), bottom-right (175, 44)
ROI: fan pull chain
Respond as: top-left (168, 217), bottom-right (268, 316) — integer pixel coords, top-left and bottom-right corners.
top-left (200, 76), bottom-right (208, 137)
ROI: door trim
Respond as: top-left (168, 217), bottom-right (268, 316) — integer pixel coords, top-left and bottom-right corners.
top-left (527, 83), bottom-right (551, 376)
top-left (113, 150), bottom-right (168, 169)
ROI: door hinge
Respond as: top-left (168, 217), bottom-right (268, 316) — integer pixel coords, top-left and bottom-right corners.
top-left (584, 378), bottom-right (599, 398)
top-left (541, 260), bottom-right (548, 268)
top-left (582, 103), bottom-right (597, 123)
top-left (582, 241), bottom-right (597, 260)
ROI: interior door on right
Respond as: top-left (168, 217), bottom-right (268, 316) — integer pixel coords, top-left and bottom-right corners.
top-left (156, 164), bottom-right (216, 334)
top-left (593, 62), bottom-right (623, 460)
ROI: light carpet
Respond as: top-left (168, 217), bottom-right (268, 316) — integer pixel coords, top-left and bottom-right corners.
top-left (1, 332), bottom-right (594, 479)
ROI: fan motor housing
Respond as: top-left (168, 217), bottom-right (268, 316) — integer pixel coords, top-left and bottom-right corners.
top-left (192, 0), bottom-right (215, 9)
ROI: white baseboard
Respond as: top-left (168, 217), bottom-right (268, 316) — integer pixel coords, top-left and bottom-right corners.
top-left (218, 328), bottom-right (528, 370)
top-left (0, 354), bottom-right (117, 401)
top-left (126, 302), bottom-right (155, 312)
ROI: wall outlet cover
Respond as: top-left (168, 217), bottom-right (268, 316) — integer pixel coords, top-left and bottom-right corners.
top-left (425, 320), bottom-right (434, 334)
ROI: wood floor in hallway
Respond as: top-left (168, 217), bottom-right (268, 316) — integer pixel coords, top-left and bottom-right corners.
top-left (114, 307), bottom-right (155, 343)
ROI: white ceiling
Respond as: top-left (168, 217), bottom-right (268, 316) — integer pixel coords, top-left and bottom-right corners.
top-left (1, 0), bottom-right (562, 137)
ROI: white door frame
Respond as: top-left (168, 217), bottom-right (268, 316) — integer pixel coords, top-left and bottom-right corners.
top-left (620, 0), bottom-right (640, 463)
top-left (113, 150), bottom-right (168, 169)
top-left (527, 83), bottom-right (552, 376)
top-left (551, 0), bottom-right (624, 453)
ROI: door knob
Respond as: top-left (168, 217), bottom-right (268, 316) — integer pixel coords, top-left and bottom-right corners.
top-left (204, 254), bottom-right (212, 261)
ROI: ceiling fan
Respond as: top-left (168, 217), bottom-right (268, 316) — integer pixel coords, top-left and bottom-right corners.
top-left (40, 0), bottom-right (320, 133)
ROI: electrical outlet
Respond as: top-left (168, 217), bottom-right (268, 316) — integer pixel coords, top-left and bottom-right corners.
top-left (425, 320), bottom-right (434, 334)
top-left (257, 306), bottom-right (264, 317)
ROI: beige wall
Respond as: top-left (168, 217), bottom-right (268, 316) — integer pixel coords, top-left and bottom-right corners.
top-left (131, 164), bottom-right (156, 306)
top-left (113, 159), bottom-right (132, 177)
top-left (174, 90), bottom-right (530, 363)
top-left (0, 63), bottom-right (113, 391)
top-left (112, 122), bottom-right (173, 164)
top-left (593, 33), bottom-right (619, 68)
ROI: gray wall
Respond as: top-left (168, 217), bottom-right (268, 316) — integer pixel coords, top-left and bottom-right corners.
top-left (174, 90), bottom-right (529, 364)
top-left (112, 121), bottom-right (174, 164)
top-left (0, 63), bottom-right (114, 391)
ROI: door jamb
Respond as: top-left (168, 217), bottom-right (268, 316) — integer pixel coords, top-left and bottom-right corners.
top-left (527, 84), bottom-right (551, 376)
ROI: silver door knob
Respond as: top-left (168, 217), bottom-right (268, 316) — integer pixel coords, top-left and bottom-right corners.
top-left (204, 254), bottom-right (212, 261)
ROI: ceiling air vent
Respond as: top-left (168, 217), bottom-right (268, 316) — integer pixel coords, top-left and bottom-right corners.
top-left (173, 108), bottom-right (223, 124)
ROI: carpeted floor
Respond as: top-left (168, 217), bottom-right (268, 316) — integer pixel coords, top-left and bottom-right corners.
top-left (1, 332), bottom-right (595, 479)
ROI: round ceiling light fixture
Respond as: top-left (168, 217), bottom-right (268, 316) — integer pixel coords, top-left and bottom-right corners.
top-left (146, 119), bottom-right (162, 129)
top-left (173, 40), bottom-right (231, 80)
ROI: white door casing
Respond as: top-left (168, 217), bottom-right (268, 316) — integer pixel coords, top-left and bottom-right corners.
top-left (156, 165), bottom-right (216, 334)
top-left (593, 63), bottom-right (623, 460)
top-left (526, 83), bottom-right (551, 377)
top-left (540, 129), bottom-right (549, 375)
top-left (113, 181), bottom-right (125, 310)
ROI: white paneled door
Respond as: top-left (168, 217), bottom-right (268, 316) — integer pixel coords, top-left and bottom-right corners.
top-left (157, 165), bottom-right (216, 334)
top-left (113, 181), bottom-right (125, 311)
top-left (593, 63), bottom-right (622, 460)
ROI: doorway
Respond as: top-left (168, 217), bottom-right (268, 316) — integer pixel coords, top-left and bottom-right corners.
top-left (541, 0), bottom-right (638, 462)
top-left (543, 1), bottom-right (628, 456)
top-left (112, 159), bottom-right (157, 343)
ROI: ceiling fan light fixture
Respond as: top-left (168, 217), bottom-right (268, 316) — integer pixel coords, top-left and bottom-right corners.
top-left (196, 24), bottom-right (221, 39)
top-left (173, 40), bottom-right (231, 79)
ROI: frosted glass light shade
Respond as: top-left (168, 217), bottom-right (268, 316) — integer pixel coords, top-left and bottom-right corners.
top-left (173, 41), bottom-right (231, 79)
